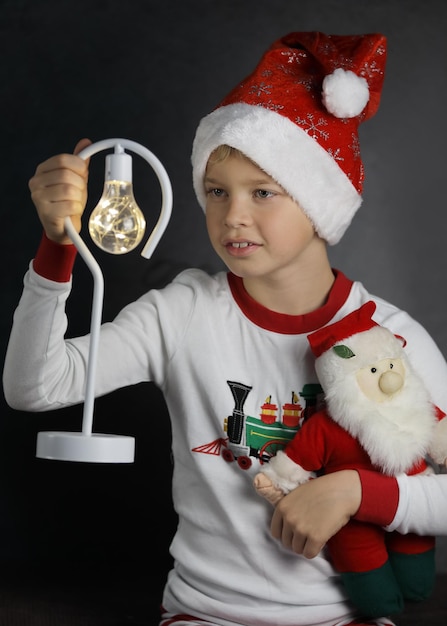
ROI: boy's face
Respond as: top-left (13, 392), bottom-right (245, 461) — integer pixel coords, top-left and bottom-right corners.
top-left (204, 152), bottom-right (319, 282)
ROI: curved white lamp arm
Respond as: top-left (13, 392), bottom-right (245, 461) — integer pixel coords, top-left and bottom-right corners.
top-left (36, 139), bottom-right (173, 463)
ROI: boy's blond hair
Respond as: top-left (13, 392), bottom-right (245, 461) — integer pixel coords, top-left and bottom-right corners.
top-left (207, 144), bottom-right (245, 166)
top-left (207, 145), bottom-right (268, 174)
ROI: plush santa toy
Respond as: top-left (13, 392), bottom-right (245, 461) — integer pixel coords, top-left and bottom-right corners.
top-left (254, 300), bottom-right (447, 619)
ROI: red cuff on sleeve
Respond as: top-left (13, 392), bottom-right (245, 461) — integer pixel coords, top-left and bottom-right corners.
top-left (32, 232), bottom-right (77, 282)
top-left (354, 469), bottom-right (399, 527)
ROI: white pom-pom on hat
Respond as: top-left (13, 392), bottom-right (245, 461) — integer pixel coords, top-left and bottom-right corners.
top-left (322, 68), bottom-right (370, 118)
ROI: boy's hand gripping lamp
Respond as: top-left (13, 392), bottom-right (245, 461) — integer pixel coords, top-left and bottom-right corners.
top-left (35, 138), bottom-right (173, 464)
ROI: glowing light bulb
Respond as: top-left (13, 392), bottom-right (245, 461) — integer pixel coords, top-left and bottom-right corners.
top-left (88, 144), bottom-right (146, 254)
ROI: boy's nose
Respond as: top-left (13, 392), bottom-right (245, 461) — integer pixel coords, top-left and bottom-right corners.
top-left (224, 197), bottom-right (251, 227)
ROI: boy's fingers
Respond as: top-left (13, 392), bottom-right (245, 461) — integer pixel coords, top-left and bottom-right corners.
top-left (73, 137), bottom-right (92, 156)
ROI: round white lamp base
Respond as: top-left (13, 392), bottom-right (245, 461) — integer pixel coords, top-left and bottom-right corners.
top-left (36, 431), bottom-right (135, 463)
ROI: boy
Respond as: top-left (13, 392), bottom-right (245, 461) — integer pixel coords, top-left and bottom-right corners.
top-left (4, 31), bottom-right (447, 626)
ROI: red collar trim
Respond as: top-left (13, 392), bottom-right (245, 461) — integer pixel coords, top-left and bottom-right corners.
top-left (227, 270), bottom-right (353, 334)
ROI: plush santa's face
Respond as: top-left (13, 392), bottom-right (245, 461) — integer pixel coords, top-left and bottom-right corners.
top-left (355, 357), bottom-right (405, 403)
top-left (315, 327), bottom-right (437, 474)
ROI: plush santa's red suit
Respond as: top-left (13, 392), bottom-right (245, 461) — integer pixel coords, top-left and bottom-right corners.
top-left (254, 301), bottom-right (445, 620)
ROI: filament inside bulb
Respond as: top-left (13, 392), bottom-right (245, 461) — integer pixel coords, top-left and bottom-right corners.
top-left (88, 180), bottom-right (146, 254)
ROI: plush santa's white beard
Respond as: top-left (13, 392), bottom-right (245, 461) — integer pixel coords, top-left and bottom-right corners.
top-left (324, 368), bottom-right (437, 476)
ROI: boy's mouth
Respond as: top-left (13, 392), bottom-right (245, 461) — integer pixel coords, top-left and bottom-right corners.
top-left (224, 241), bottom-right (260, 257)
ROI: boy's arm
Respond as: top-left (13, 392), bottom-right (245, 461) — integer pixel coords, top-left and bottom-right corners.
top-left (386, 472), bottom-right (447, 535)
top-left (3, 140), bottom-right (91, 410)
top-left (357, 469), bottom-right (447, 535)
top-left (3, 232), bottom-right (79, 409)
top-left (2, 248), bottom-right (83, 411)
top-left (270, 468), bottom-right (447, 559)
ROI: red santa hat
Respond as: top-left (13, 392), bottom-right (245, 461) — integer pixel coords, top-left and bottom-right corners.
top-left (192, 31), bottom-right (387, 245)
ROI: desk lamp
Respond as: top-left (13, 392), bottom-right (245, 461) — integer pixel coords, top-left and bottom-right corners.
top-left (36, 138), bottom-right (173, 463)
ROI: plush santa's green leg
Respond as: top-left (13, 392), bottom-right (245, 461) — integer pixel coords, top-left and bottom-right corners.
top-left (340, 560), bottom-right (404, 619)
top-left (387, 531), bottom-right (436, 602)
top-left (388, 548), bottom-right (435, 601)
top-left (328, 521), bottom-right (404, 619)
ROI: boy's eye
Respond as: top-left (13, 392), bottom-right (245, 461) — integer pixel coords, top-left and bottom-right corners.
top-left (255, 189), bottom-right (274, 199)
top-left (206, 188), bottom-right (225, 197)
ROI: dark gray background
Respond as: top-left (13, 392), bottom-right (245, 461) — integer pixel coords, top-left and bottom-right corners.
top-left (1, 0), bottom-right (446, 588)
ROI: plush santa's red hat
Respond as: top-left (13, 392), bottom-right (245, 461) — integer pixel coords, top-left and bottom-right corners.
top-left (192, 31), bottom-right (387, 244)
top-left (308, 300), bottom-right (407, 361)
top-left (308, 300), bottom-right (379, 358)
